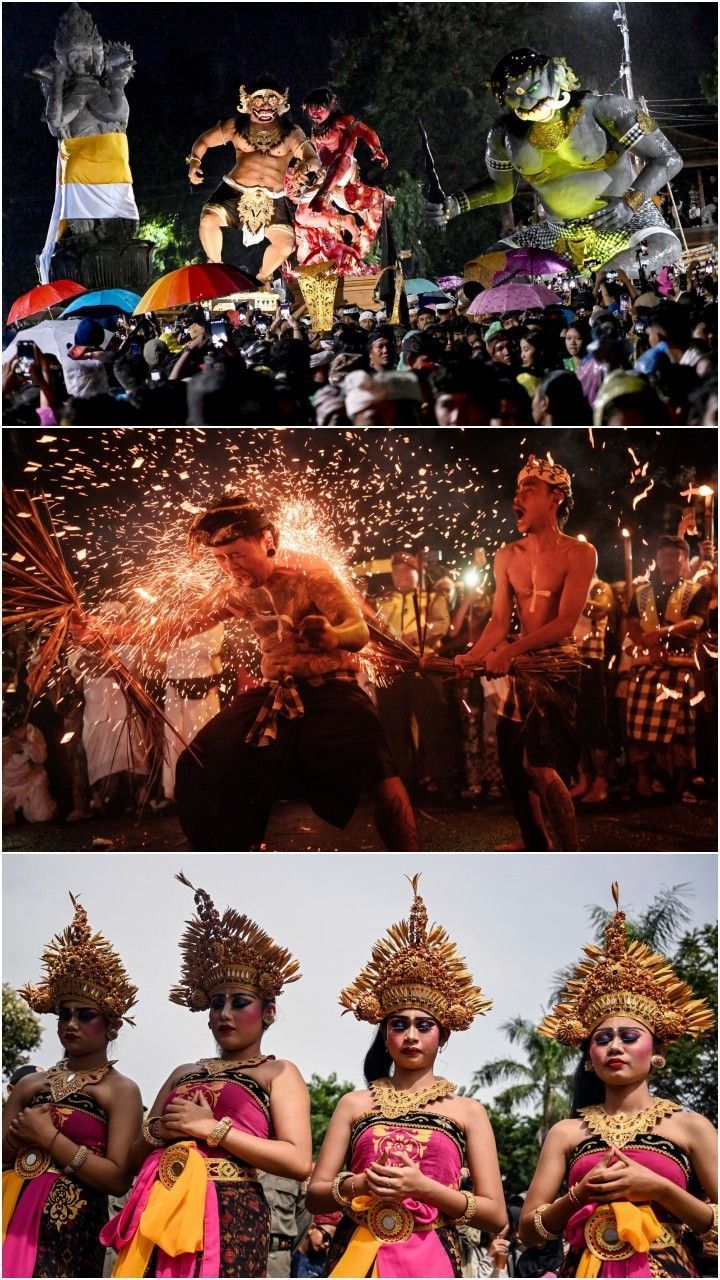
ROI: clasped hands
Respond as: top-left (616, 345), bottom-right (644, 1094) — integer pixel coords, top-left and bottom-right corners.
top-left (7, 1103), bottom-right (58, 1150)
top-left (359, 1151), bottom-right (427, 1201)
top-left (154, 1091), bottom-right (217, 1143)
top-left (572, 1148), bottom-right (664, 1206)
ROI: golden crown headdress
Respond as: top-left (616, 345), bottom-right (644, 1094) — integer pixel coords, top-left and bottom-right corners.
top-left (339, 875), bottom-right (492, 1031)
top-left (170, 873), bottom-right (301, 1011)
top-left (19, 893), bottom-right (137, 1025)
top-left (539, 883), bottom-right (714, 1046)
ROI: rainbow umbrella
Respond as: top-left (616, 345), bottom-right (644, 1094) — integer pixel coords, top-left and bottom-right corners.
top-left (133, 264), bottom-right (257, 314)
top-left (7, 280), bottom-right (87, 326)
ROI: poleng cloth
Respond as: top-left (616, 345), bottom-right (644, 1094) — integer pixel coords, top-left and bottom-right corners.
top-left (39, 133), bottom-right (138, 283)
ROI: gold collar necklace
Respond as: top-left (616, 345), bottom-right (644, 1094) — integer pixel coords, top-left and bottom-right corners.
top-left (241, 125), bottom-right (282, 154)
top-left (45, 1060), bottom-right (113, 1103)
top-left (579, 1097), bottom-right (682, 1147)
top-left (528, 103), bottom-right (583, 151)
top-left (197, 1054), bottom-right (275, 1078)
top-left (371, 1076), bottom-right (456, 1120)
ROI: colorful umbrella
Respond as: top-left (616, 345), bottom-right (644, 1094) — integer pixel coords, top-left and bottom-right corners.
top-left (133, 264), bottom-right (257, 314)
top-left (404, 277), bottom-right (443, 294)
top-left (7, 280), bottom-right (87, 326)
top-left (60, 289), bottom-right (141, 317)
top-left (437, 274), bottom-right (464, 290)
top-left (465, 249), bottom-right (573, 289)
top-left (467, 282), bottom-right (561, 316)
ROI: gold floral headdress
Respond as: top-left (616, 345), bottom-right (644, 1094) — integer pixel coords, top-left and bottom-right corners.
top-left (539, 883), bottom-right (714, 1046)
top-left (339, 875), bottom-right (492, 1031)
top-left (170, 873), bottom-right (300, 1010)
top-left (19, 893), bottom-right (137, 1025)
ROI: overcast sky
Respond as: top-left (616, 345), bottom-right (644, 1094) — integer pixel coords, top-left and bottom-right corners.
top-left (4, 853), bottom-right (715, 1107)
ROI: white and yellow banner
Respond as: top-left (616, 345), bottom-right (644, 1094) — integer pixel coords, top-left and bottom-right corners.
top-left (39, 133), bottom-right (138, 282)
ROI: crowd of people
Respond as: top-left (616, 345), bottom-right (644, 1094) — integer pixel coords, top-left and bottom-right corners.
top-left (2, 875), bottom-right (717, 1277)
top-left (4, 495), bottom-right (716, 846)
top-left (2, 261), bottom-right (717, 427)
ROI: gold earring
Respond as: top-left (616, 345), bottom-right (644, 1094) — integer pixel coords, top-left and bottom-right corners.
top-left (650, 1054), bottom-right (665, 1070)
top-left (583, 1060), bottom-right (594, 1073)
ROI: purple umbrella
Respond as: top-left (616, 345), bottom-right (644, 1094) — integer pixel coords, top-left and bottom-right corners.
top-left (493, 247), bottom-right (574, 282)
top-left (467, 282), bottom-right (561, 316)
top-left (437, 274), bottom-right (464, 290)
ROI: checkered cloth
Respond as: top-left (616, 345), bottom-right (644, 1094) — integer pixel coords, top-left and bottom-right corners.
top-left (502, 198), bottom-right (676, 271)
top-left (625, 664), bottom-right (697, 745)
top-left (245, 670), bottom-right (358, 747)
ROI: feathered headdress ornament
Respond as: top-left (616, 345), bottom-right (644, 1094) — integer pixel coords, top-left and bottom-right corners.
top-left (539, 883), bottom-right (714, 1045)
top-left (19, 893), bottom-right (137, 1025)
top-left (170, 873), bottom-right (300, 1010)
top-left (339, 874), bottom-right (491, 1031)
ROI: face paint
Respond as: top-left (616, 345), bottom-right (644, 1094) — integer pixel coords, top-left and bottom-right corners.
top-left (589, 1018), bottom-right (655, 1078)
top-left (57, 1002), bottom-right (108, 1054)
top-left (385, 1009), bottom-right (442, 1067)
top-left (208, 989), bottom-right (266, 1049)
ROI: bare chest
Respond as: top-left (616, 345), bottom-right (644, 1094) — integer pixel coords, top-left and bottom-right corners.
top-left (507, 109), bottom-right (610, 178)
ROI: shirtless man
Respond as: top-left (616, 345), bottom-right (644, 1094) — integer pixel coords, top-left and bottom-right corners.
top-left (186, 77), bottom-right (323, 282)
top-left (72, 495), bottom-right (418, 852)
top-left (457, 457), bottom-right (597, 851)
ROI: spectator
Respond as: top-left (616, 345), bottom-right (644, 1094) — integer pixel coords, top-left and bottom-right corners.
top-left (532, 370), bottom-right (592, 425)
top-left (432, 359), bottom-right (498, 424)
top-left (367, 327), bottom-right (398, 373)
top-left (343, 370), bottom-right (422, 424)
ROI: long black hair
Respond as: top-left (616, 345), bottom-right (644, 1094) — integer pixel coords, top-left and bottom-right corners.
top-left (364, 1026), bottom-right (393, 1083)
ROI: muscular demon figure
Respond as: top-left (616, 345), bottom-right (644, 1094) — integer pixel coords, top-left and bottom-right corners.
top-left (427, 48), bottom-right (683, 273)
top-left (186, 77), bottom-right (323, 283)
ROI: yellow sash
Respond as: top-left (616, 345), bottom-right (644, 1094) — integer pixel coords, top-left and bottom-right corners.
top-left (576, 1202), bottom-right (663, 1277)
top-left (1, 1171), bottom-right (25, 1243)
top-left (112, 1146), bottom-right (208, 1277)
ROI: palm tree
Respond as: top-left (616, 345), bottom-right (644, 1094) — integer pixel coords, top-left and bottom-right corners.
top-left (549, 882), bottom-right (694, 1003)
top-left (471, 1016), bottom-right (576, 1143)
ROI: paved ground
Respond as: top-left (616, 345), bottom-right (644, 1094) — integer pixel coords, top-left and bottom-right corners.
top-left (4, 795), bottom-right (716, 852)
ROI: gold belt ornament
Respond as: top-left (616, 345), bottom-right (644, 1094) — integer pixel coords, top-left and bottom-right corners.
top-left (365, 1200), bottom-right (415, 1244)
top-left (584, 1207), bottom-right (678, 1260)
top-left (14, 1147), bottom-right (61, 1180)
top-left (236, 187), bottom-right (276, 236)
top-left (157, 1143), bottom-right (258, 1189)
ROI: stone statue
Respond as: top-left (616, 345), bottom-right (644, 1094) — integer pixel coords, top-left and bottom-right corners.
top-left (32, 3), bottom-right (149, 289)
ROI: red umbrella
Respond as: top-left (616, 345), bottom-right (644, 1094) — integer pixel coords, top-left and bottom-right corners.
top-left (134, 264), bottom-right (258, 314)
top-left (7, 280), bottom-right (87, 326)
top-left (467, 282), bottom-right (561, 316)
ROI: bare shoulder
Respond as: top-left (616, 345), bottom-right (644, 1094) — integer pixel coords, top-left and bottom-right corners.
top-left (11, 1072), bottom-right (47, 1105)
top-left (337, 1088), bottom-right (373, 1119)
top-left (263, 1058), bottom-right (307, 1088)
top-left (494, 541), bottom-right (517, 568)
top-left (222, 116), bottom-right (240, 140)
top-left (670, 1108), bottom-right (717, 1147)
top-left (566, 534), bottom-right (597, 566)
top-left (106, 1068), bottom-right (141, 1097)
top-left (452, 1094), bottom-right (493, 1126)
top-left (545, 1116), bottom-right (586, 1152)
top-left (287, 125), bottom-right (307, 147)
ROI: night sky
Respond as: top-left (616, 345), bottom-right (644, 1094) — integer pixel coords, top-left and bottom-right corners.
top-left (3, 2), bottom-right (716, 313)
top-left (2, 428), bottom-right (716, 595)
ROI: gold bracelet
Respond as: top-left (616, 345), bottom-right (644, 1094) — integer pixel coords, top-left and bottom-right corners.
top-left (699, 1203), bottom-right (718, 1245)
top-left (64, 1144), bottom-right (89, 1175)
top-left (47, 1131), bottom-right (61, 1159)
top-left (331, 1172), bottom-right (353, 1210)
top-left (567, 1182), bottom-right (582, 1208)
top-left (533, 1203), bottom-right (560, 1242)
top-left (206, 1116), bottom-right (233, 1148)
top-left (142, 1116), bottom-right (165, 1148)
top-left (185, 154), bottom-right (202, 167)
top-left (456, 1190), bottom-right (477, 1227)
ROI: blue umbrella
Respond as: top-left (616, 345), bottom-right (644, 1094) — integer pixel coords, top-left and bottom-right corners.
top-left (60, 289), bottom-right (141, 317)
top-left (404, 277), bottom-right (442, 294)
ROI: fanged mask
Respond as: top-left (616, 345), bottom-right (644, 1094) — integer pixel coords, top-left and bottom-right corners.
top-left (237, 86), bottom-right (290, 120)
